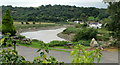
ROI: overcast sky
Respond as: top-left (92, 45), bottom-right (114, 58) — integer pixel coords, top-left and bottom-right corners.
top-left (0, 0), bottom-right (108, 8)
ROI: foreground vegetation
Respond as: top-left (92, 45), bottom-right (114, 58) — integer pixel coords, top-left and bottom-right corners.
top-left (0, 34), bottom-right (102, 64)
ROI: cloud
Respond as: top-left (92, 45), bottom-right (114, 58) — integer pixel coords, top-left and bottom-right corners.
top-left (0, 0), bottom-right (106, 8)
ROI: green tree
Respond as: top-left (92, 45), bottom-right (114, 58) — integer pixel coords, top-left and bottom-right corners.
top-left (2, 10), bottom-right (16, 35)
top-left (73, 28), bottom-right (98, 42)
top-left (80, 13), bottom-right (87, 22)
top-left (88, 16), bottom-right (95, 21)
top-left (107, 1), bottom-right (120, 40)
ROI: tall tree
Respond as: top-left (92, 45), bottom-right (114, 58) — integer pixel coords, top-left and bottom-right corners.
top-left (2, 10), bottom-right (16, 35)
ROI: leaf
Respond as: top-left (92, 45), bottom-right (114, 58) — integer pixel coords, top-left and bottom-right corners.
top-left (40, 52), bottom-right (44, 57)
top-left (45, 49), bottom-right (49, 53)
top-left (37, 48), bottom-right (41, 52)
top-left (34, 56), bottom-right (40, 60)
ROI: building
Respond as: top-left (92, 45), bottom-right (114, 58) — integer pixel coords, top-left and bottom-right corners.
top-left (74, 21), bottom-right (84, 24)
top-left (74, 21), bottom-right (80, 24)
top-left (89, 22), bottom-right (102, 29)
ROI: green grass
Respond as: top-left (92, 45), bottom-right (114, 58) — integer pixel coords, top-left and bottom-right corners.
top-left (48, 47), bottom-right (71, 53)
top-left (16, 41), bottom-right (71, 52)
top-left (98, 28), bottom-right (112, 34)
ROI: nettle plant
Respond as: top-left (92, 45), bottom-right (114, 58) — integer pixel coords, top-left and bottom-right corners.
top-left (70, 44), bottom-right (102, 63)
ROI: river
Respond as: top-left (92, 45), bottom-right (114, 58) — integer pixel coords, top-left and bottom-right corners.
top-left (20, 28), bottom-right (66, 43)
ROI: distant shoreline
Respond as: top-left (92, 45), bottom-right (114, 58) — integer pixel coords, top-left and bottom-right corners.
top-left (16, 25), bottom-right (70, 35)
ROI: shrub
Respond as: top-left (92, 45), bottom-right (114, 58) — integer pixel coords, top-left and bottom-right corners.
top-left (21, 22), bottom-right (24, 24)
top-left (73, 28), bottom-right (98, 42)
top-left (62, 27), bottom-right (80, 34)
top-left (33, 22), bottom-right (35, 24)
top-left (26, 22), bottom-right (29, 24)
top-left (72, 40), bottom-right (90, 46)
top-left (78, 40), bottom-right (90, 46)
top-left (32, 39), bottom-right (40, 42)
top-left (70, 44), bottom-right (102, 63)
top-left (2, 10), bottom-right (16, 36)
top-left (47, 40), bottom-right (69, 47)
top-left (75, 23), bottom-right (87, 28)
top-left (17, 35), bottom-right (26, 39)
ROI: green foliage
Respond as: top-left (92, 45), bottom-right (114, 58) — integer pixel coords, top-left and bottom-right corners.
top-left (0, 36), bottom-right (29, 64)
top-left (1, 33), bottom-right (14, 47)
top-left (62, 27), bottom-right (80, 34)
top-left (75, 24), bottom-right (87, 28)
top-left (73, 28), bottom-right (98, 42)
top-left (2, 5), bottom-right (107, 22)
top-left (0, 36), bottom-right (61, 64)
top-left (47, 40), bottom-right (69, 47)
top-left (0, 48), bottom-right (27, 64)
top-left (33, 41), bottom-right (62, 64)
top-left (88, 16), bottom-right (95, 21)
top-left (78, 40), bottom-right (90, 46)
top-left (80, 13), bottom-right (87, 22)
top-left (0, 36), bottom-right (103, 64)
top-left (70, 44), bottom-right (102, 63)
top-left (2, 10), bottom-right (16, 36)
top-left (107, 1), bottom-right (120, 40)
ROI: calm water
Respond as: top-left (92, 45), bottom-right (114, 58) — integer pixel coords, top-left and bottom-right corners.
top-left (20, 28), bottom-right (66, 43)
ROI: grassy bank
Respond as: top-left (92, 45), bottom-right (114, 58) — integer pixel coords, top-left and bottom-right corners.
top-left (16, 42), bottom-right (71, 53)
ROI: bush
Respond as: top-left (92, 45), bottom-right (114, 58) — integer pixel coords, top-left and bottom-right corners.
top-left (33, 22), bottom-right (35, 24)
top-left (2, 10), bottom-right (16, 36)
top-left (78, 40), bottom-right (90, 46)
top-left (32, 39), bottom-right (40, 42)
top-left (72, 40), bottom-right (90, 46)
top-left (21, 22), bottom-right (24, 24)
top-left (75, 23), bottom-right (87, 28)
top-left (62, 27), bottom-right (80, 34)
top-left (47, 40), bottom-right (69, 47)
top-left (17, 35), bottom-right (26, 39)
top-left (26, 22), bottom-right (29, 24)
top-left (73, 28), bottom-right (98, 42)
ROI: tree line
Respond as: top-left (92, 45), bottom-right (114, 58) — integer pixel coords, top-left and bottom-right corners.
top-left (2, 5), bottom-right (109, 22)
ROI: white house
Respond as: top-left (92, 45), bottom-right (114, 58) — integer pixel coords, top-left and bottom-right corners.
top-left (74, 21), bottom-right (84, 24)
top-left (89, 22), bottom-right (102, 29)
top-left (74, 21), bottom-right (80, 24)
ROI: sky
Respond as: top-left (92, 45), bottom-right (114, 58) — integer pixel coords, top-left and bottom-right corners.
top-left (0, 0), bottom-right (108, 8)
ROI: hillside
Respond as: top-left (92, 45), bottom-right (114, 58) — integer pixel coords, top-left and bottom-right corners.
top-left (2, 5), bottom-right (109, 22)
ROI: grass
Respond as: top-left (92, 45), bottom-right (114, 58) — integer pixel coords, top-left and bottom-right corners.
top-left (16, 41), bottom-right (71, 53)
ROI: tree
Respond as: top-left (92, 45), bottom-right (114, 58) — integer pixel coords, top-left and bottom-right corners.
top-left (88, 16), bottom-right (95, 21)
top-left (73, 28), bottom-right (98, 42)
top-left (2, 10), bottom-right (16, 35)
top-left (80, 13), bottom-right (87, 22)
top-left (107, 1), bottom-right (120, 40)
